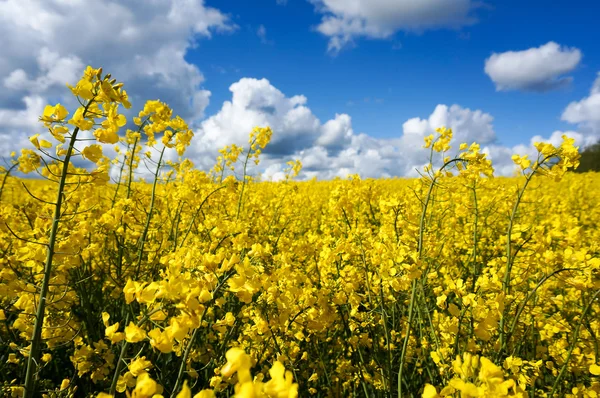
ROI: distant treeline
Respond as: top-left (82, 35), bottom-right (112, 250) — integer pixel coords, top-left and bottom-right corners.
top-left (576, 141), bottom-right (600, 172)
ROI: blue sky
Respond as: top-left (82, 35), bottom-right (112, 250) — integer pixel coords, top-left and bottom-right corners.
top-left (1, 0), bottom-right (599, 179)
top-left (195, 0), bottom-right (599, 146)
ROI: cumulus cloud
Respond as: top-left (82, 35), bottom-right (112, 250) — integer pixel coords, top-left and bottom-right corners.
top-left (190, 76), bottom-right (513, 179)
top-left (484, 42), bottom-right (582, 92)
top-left (483, 130), bottom-right (596, 176)
top-left (193, 78), bottom-right (322, 163)
top-left (0, 0), bottom-right (235, 156)
top-left (561, 72), bottom-right (600, 138)
top-left (310, 0), bottom-right (479, 52)
top-left (189, 74), bottom-right (596, 180)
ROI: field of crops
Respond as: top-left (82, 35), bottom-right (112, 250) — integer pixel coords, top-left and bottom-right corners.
top-left (1, 67), bottom-right (599, 398)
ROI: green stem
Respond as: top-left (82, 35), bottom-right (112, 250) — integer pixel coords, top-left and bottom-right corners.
top-left (397, 158), bottom-right (461, 396)
top-left (550, 289), bottom-right (600, 396)
top-left (235, 139), bottom-right (256, 220)
top-left (134, 146), bottom-right (166, 279)
top-left (108, 307), bottom-right (164, 395)
top-left (0, 162), bottom-right (18, 204)
top-left (170, 271), bottom-right (233, 396)
top-left (23, 100), bottom-right (93, 398)
top-left (498, 160), bottom-right (546, 354)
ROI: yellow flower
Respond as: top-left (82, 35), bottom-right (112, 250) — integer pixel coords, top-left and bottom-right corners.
top-left (41, 103), bottom-right (69, 125)
top-left (67, 77), bottom-right (95, 100)
top-left (131, 372), bottom-right (157, 397)
top-left (129, 356), bottom-right (152, 377)
top-left (29, 134), bottom-right (41, 150)
top-left (69, 107), bottom-right (94, 130)
top-left (94, 128), bottom-right (120, 144)
top-left (17, 149), bottom-right (40, 173)
top-left (221, 347), bottom-right (252, 383)
top-left (264, 361), bottom-right (298, 398)
top-left (124, 322), bottom-right (147, 343)
top-left (193, 390), bottom-right (215, 398)
top-left (167, 319), bottom-right (189, 341)
top-left (478, 357), bottom-right (504, 386)
top-left (82, 144), bottom-right (104, 163)
top-left (7, 353), bottom-right (20, 364)
top-left (148, 328), bottom-right (173, 353)
top-left (175, 381), bottom-right (191, 398)
top-left (104, 322), bottom-right (125, 344)
top-left (60, 379), bottom-right (70, 390)
top-left (422, 384), bottom-right (439, 398)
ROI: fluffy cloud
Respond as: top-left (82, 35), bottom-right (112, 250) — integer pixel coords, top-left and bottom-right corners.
top-left (0, 0), bottom-right (234, 155)
top-left (561, 72), bottom-right (600, 137)
top-left (195, 75), bottom-right (599, 180)
top-left (484, 42), bottom-right (582, 92)
top-left (191, 76), bottom-right (513, 179)
top-left (483, 130), bottom-right (596, 177)
top-left (193, 78), bottom-right (322, 166)
top-left (310, 0), bottom-right (478, 52)
top-left (484, 73), bottom-right (600, 174)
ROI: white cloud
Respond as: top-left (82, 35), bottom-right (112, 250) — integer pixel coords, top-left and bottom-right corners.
top-left (257, 24), bottom-right (273, 44)
top-left (484, 130), bottom-right (596, 177)
top-left (192, 77), bottom-right (325, 170)
top-left (191, 77), bottom-right (511, 179)
top-left (484, 42), bottom-right (582, 92)
top-left (199, 74), bottom-right (599, 180)
top-left (317, 114), bottom-right (354, 148)
top-left (0, 0), bottom-right (235, 156)
top-left (4, 48), bottom-right (84, 93)
top-left (561, 72), bottom-right (600, 137)
top-left (310, 0), bottom-right (478, 52)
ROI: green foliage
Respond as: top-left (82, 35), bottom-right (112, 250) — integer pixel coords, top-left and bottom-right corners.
top-left (575, 141), bottom-right (600, 172)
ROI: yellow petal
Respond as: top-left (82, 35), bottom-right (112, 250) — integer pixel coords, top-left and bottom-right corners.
top-left (29, 134), bottom-right (41, 149)
top-left (40, 139), bottom-right (53, 148)
top-left (176, 381), bottom-right (192, 398)
top-left (54, 104), bottom-right (69, 120)
top-left (60, 379), bottom-right (70, 390)
top-left (422, 384), bottom-right (439, 398)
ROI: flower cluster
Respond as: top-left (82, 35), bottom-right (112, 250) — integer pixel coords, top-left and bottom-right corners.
top-left (0, 67), bottom-right (598, 398)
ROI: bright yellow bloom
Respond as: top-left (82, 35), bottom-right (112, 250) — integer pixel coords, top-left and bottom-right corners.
top-left (422, 384), bottom-right (439, 398)
top-left (69, 107), bottom-right (94, 130)
top-left (148, 328), bottom-right (173, 354)
top-left (175, 381), bottom-right (191, 398)
top-left (124, 322), bottom-right (147, 343)
top-left (82, 144), bottom-right (104, 163)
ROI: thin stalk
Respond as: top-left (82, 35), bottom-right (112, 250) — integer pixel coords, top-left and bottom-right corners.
top-left (235, 138), bottom-right (257, 220)
top-left (126, 137), bottom-right (140, 199)
top-left (550, 289), bottom-right (600, 396)
top-left (498, 159), bottom-right (548, 353)
top-left (398, 178), bottom-right (434, 397)
top-left (23, 100), bottom-right (93, 398)
top-left (0, 162), bottom-right (18, 204)
top-left (178, 185), bottom-right (226, 248)
top-left (170, 271), bottom-right (233, 396)
top-left (499, 268), bottom-right (575, 361)
top-left (134, 146), bottom-right (166, 278)
top-left (397, 158), bottom-right (461, 397)
top-left (108, 307), bottom-right (164, 395)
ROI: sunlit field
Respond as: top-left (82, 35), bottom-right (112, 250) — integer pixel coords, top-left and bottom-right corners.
top-left (1, 68), bottom-right (599, 398)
